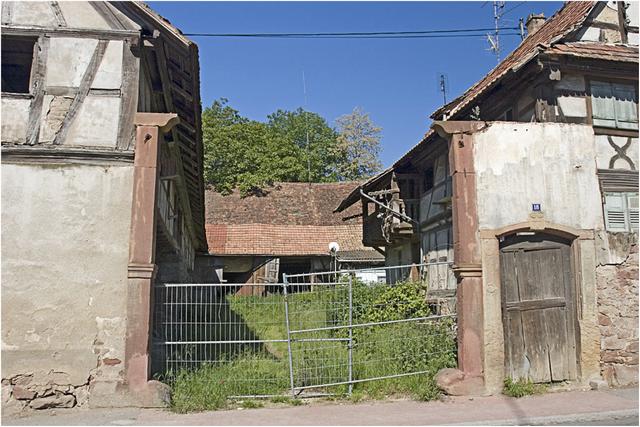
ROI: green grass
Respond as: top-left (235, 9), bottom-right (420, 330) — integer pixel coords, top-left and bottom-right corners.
top-left (502, 378), bottom-right (548, 398)
top-left (169, 281), bottom-right (457, 412)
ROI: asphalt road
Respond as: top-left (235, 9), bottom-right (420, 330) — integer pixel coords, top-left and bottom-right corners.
top-left (544, 415), bottom-right (639, 426)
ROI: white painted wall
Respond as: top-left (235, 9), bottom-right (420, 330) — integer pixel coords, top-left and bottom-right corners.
top-left (1, 163), bottom-right (133, 388)
top-left (473, 122), bottom-right (604, 231)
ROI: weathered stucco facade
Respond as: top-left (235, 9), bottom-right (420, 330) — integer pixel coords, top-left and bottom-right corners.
top-left (433, 120), bottom-right (637, 394)
top-left (2, 163), bottom-right (133, 411)
top-left (1, 1), bottom-right (206, 413)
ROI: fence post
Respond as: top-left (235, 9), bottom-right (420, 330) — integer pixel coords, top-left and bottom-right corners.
top-left (283, 274), bottom-right (296, 398)
top-left (348, 274), bottom-right (353, 395)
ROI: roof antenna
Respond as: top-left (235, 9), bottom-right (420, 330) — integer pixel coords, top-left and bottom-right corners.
top-left (302, 70), bottom-right (311, 185)
top-left (438, 73), bottom-right (448, 105)
top-left (486, 1), bottom-right (505, 62)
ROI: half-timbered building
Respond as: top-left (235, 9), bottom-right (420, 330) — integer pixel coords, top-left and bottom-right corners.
top-left (337, 1), bottom-right (638, 394)
top-left (1, 1), bottom-right (206, 411)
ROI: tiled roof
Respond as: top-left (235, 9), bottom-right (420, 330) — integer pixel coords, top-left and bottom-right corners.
top-left (205, 182), bottom-right (383, 259)
top-left (206, 223), bottom-right (382, 257)
top-left (432, 1), bottom-right (596, 120)
top-left (544, 42), bottom-right (639, 63)
top-left (206, 182), bottom-right (363, 226)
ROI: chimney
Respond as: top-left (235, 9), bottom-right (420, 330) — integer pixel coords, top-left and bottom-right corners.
top-left (526, 13), bottom-right (546, 35)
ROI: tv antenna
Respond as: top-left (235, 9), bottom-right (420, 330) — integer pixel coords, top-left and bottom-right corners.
top-left (302, 70), bottom-right (311, 184)
top-left (486, 1), bottom-right (506, 62)
top-left (438, 73), bottom-right (449, 104)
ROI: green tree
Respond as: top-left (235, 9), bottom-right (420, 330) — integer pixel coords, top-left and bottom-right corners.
top-left (202, 99), bottom-right (277, 195)
top-left (202, 99), bottom-right (383, 195)
top-left (335, 107), bottom-right (383, 181)
top-left (266, 108), bottom-right (341, 182)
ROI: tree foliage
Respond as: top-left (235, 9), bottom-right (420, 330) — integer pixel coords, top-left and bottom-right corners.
top-left (202, 99), bottom-right (382, 195)
top-left (335, 107), bottom-right (383, 181)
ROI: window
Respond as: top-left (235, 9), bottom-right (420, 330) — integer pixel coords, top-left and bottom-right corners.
top-left (499, 108), bottom-right (514, 121)
top-left (591, 81), bottom-right (639, 130)
top-left (604, 192), bottom-right (639, 232)
top-left (1, 36), bottom-right (37, 94)
top-left (424, 167), bottom-right (434, 192)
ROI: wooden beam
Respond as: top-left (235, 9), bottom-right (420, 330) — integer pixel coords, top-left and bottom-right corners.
top-left (53, 40), bottom-right (109, 145)
top-left (49, 2), bottom-right (66, 27)
top-left (117, 39), bottom-right (139, 150)
top-left (1, 2), bottom-right (13, 25)
top-left (2, 146), bottom-right (134, 165)
top-left (1, 25), bottom-right (139, 41)
top-left (25, 35), bottom-right (49, 146)
top-left (89, 2), bottom-right (127, 30)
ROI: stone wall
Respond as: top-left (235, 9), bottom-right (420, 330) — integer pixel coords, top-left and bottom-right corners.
top-left (596, 232), bottom-right (639, 387)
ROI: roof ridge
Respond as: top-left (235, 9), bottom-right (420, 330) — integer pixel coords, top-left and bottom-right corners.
top-left (431, 1), bottom-right (596, 120)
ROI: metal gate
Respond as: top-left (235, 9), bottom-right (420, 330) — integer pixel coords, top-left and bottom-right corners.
top-left (153, 263), bottom-right (457, 398)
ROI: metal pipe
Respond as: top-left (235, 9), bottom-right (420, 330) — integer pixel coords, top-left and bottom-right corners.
top-left (290, 314), bottom-right (456, 334)
top-left (293, 369), bottom-right (437, 391)
top-left (347, 274), bottom-right (354, 395)
top-left (283, 262), bottom-right (450, 279)
top-left (282, 274), bottom-right (297, 399)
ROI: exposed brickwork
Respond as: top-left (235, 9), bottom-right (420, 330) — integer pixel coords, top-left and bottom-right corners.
top-left (597, 233), bottom-right (639, 387)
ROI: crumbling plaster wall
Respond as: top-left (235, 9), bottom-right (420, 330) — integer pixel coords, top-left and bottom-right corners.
top-left (472, 122), bottom-right (603, 391)
top-left (596, 231), bottom-right (639, 386)
top-left (1, 163), bottom-right (134, 412)
top-left (474, 123), bottom-right (602, 231)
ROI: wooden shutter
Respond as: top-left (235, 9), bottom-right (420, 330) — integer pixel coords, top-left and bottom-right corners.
top-left (598, 169), bottom-right (639, 192)
top-left (604, 193), bottom-right (628, 231)
top-left (591, 81), bottom-right (616, 128)
top-left (613, 83), bottom-right (639, 130)
top-left (628, 193), bottom-right (639, 232)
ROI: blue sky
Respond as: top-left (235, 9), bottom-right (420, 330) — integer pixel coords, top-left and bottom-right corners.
top-left (149, 1), bottom-right (563, 167)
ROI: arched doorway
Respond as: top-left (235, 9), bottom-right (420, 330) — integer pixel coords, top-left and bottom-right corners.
top-left (500, 232), bottom-right (578, 383)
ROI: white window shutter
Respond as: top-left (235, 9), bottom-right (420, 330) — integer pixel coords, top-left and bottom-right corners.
top-left (628, 194), bottom-right (639, 233)
top-left (604, 193), bottom-right (628, 231)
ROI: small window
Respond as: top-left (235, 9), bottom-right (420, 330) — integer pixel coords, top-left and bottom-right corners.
top-left (1, 36), bottom-right (37, 94)
top-left (591, 81), bottom-right (639, 130)
top-left (499, 108), bottom-right (514, 121)
top-left (424, 167), bottom-right (434, 192)
top-left (604, 192), bottom-right (639, 233)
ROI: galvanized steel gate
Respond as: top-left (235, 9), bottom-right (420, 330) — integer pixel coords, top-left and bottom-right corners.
top-left (153, 263), bottom-right (456, 398)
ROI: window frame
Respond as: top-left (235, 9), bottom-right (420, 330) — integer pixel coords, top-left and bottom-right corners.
top-left (588, 77), bottom-right (639, 131)
top-left (603, 191), bottom-right (639, 233)
top-left (1, 35), bottom-right (38, 96)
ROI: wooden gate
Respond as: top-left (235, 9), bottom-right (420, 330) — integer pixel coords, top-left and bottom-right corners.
top-left (500, 233), bottom-right (577, 383)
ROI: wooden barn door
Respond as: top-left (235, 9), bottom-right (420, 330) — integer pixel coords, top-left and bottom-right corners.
top-left (500, 233), bottom-right (577, 383)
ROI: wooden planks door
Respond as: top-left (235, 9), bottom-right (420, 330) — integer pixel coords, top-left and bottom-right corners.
top-left (500, 234), bottom-right (577, 383)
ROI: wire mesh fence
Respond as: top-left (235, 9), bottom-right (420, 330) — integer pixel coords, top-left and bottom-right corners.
top-left (153, 283), bottom-right (290, 397)
top-left (153, 263), bottom-right (457, 399)
top-left (284, 266), bottom-right (457, 395)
